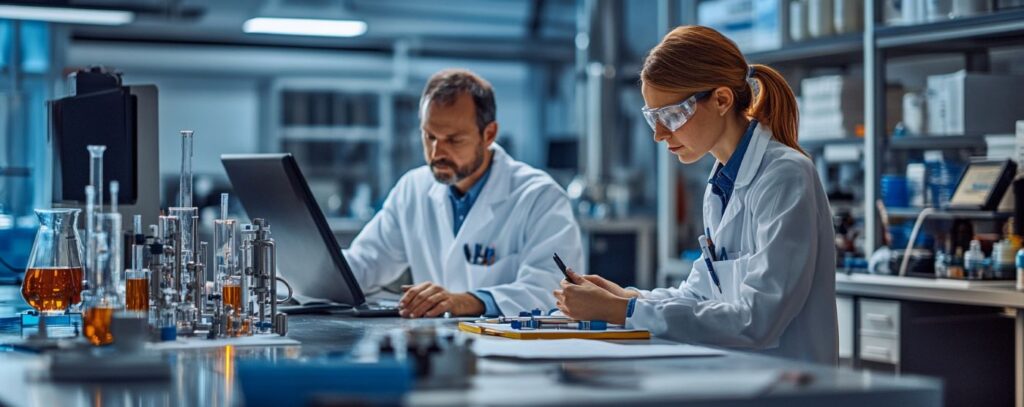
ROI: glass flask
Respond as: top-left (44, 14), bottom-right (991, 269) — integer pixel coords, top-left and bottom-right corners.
top-left (22, 208), bottom-right (84, 315)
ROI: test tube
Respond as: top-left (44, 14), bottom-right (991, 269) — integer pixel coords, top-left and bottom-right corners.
top-left (178, 130), bottom-right (194, 208)
top-left (110, 181), bottom-right (119, 214)
top-left (84, 185), bottom-right (96, 293)
top-left (93, 212), bottom-right (122, 297)
top-left (214, 193), bottom-right (243, 334)
top-left (87, 145), bottom-right (106, 214)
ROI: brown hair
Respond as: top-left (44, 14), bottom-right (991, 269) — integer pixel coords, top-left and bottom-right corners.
top-left (641, 25), bottom-right (806, 156)
top-left (420, 68), bottom-right (497, 134)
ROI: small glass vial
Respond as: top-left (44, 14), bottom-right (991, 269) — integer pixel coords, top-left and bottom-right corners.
top-left (964, 240), bottom-right (986, 279)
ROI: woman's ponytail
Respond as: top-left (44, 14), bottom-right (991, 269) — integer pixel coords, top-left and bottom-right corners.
top-left (748, 64), bottom-right (806, 157)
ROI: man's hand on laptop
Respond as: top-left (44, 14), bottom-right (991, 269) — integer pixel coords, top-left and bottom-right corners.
top-left (398, 281), bottom-right (484, 318)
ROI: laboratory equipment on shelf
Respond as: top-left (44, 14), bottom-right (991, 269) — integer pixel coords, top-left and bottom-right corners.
top-left (22, 208), bottom-right (83, 316)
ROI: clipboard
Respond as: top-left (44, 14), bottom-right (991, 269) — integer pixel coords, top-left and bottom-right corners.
top-left (458, 321), bottom-right (650, 340)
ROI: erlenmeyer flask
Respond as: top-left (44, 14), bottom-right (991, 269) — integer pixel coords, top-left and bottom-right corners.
top-left (21, 209), bottom-right (84, 315)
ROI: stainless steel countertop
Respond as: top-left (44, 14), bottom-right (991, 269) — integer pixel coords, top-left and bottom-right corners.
top-left (0, 286), bottom-right (941, 407)
top-left (835, 272), bottom-right (1024, 308)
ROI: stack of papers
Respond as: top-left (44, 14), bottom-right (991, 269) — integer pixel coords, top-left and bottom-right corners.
top-left (472, 338), bottom-right (725, 360)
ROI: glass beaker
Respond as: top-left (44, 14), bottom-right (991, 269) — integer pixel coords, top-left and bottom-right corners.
top-left (22, 209), bottom-right (84, 315)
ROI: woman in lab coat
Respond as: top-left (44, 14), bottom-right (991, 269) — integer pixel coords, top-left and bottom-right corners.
top-left (554, 26), bottom-right (838, 364)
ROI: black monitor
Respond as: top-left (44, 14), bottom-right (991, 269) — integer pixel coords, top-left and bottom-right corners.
top-left (50, 67), bottom-right (160, 228)
top-left (221, 153), bottom-right (367, 307)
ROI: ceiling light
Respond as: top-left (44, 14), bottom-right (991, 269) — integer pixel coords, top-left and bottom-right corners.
top-left (0, 5), bottom-right (133, 25)
top-left (243, 17), bottom-right (367, 38)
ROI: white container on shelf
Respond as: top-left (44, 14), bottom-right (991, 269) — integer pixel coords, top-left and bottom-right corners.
top-left (808, 0), bottom-right (834, 38)
top-left (925, 70), bottom-right (1024, 136)
top-left (926, 0), bottom-right (953, 21)
top-left (1016, 120), bottom-right (1024, 166)
top-left (951, 0), bottom-right (991, 18)
top-left (903, 0), bottom-right (927, 24)
top-left (790, 0), bottom-right (809, 41)
top-left (902, 91), bottom-right (927, 135)
top-left (907, 163), bottom-right (927, 207)
top-left (834, 0), bottom-right (863, 34)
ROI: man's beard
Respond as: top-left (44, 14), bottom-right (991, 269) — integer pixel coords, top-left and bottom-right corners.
top-left (430, 145), bottom-right (486, 185)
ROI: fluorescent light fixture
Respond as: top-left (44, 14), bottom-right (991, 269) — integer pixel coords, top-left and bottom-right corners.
top-left (243, 17), bottom-right (367, 38)
top-left (0, 5), bottom-right (133, 25)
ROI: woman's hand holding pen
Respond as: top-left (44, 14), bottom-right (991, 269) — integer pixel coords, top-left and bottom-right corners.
top-left (574, 273), bottom-right (641, 299)
top-left (553, 268), bottom-right (632, 325)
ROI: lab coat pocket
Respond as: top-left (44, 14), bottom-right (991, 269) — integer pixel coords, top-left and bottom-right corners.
top-left (711, 257), bottom-right (747, 303)
top-left (465, 253), bottom-right (519, 288)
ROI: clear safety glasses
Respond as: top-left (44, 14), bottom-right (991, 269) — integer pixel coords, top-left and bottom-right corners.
top-left (641, 90), bottom-right (711, 132)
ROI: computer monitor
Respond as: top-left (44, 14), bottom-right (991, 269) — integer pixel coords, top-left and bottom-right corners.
top-left (221, 153), bottom-right (367, 307)
top-left (50, 68), bottom-right (160, 228)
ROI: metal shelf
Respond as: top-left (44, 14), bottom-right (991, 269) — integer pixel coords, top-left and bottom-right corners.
top-left (280, 126), bottom-right (382, 142)
top-left (885, 206), bottom-right (1012, 220)
top-left (801, 137), bottom-right (863, 150)
top-left (746, 33), bottom-right (864, 66)
top-left (887, 135), bottom-right (988, 150)
top-left (876, 9), bottom-right (1024, 52)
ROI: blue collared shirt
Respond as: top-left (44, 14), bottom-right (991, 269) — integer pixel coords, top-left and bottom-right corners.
top-left (709, 120), bottom-right (757, 213)
top-left (446, 165), bottom-right (501, 316)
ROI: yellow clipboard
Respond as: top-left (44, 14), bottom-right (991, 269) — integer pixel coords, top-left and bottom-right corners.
top-left (458, 321), bottom-right (650, 340)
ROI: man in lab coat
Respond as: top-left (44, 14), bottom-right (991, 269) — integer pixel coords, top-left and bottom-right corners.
top-left (343, 69), bottom-right (583, 318)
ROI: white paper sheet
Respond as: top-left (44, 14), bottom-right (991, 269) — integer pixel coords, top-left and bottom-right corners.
top-left (145, 334), bottom-right (300, 351)
top-left (472, 338), bottom-right (725, 360)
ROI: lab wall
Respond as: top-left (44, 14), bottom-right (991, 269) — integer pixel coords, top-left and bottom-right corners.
top-left (71, 45), bottom-right (560, 207)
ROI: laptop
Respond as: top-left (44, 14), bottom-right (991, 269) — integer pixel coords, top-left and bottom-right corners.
top-left (221, 153), bottom-right (399, 317)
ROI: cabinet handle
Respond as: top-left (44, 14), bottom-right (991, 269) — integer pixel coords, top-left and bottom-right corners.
top-left (866, 313), bottom-right (893, 325)
top-left (863, 345), bottom-right (892, 358)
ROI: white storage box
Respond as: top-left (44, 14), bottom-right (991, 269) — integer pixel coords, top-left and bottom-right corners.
top-left (926, 70), bottom-right (1024, 136)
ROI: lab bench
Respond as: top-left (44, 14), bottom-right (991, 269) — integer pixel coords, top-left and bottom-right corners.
top-left (0, 285), bottom-right (940, 407)
top-left (836, 272), bottom-right (1024, 407)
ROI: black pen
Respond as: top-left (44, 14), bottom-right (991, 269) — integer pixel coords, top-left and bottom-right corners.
top-left (552, 252), bottom-right (576, 284)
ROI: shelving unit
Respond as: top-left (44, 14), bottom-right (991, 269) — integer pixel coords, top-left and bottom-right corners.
top-left (861, 8), bottom-right (1024, 403)
top-left (266, 78), bottom-right (402, 219)
top-left (885, 207), bottom-right (1013, 220)
top-left (746, 33), bottom-right (864, 66)
top-left (863, 7), bottom-right (1024, 255)
top-left (876, 8), bottom-right (1024, 52)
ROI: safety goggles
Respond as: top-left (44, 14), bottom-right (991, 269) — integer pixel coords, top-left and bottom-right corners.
top-left (641, 90), bottom-right (711, 132)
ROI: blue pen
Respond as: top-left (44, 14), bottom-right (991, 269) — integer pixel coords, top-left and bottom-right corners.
top-left (705, 227), bottom-right (718, 261)
top-left (698, 235), bottom-right (723, 294)
top-left (474, 244), bottom-right (483, 265)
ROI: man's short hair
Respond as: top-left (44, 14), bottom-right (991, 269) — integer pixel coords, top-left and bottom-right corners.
top-left (420, 69), bottom-right (496, 134)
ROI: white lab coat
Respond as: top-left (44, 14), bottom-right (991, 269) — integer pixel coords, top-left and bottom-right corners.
top-left (343, 144), bottom-right (584, 314)
top-left (628, 123), bottom-right (838, 365)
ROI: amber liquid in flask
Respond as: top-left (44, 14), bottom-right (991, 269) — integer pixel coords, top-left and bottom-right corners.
top-left (222, 283), bottom-right (248, 335)
top-left (21, 267), bottom-right (83, 313)
top-left (125, 278), bottom-right (149, 312)
top-left (84, 306), bottom-right (115, 345)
